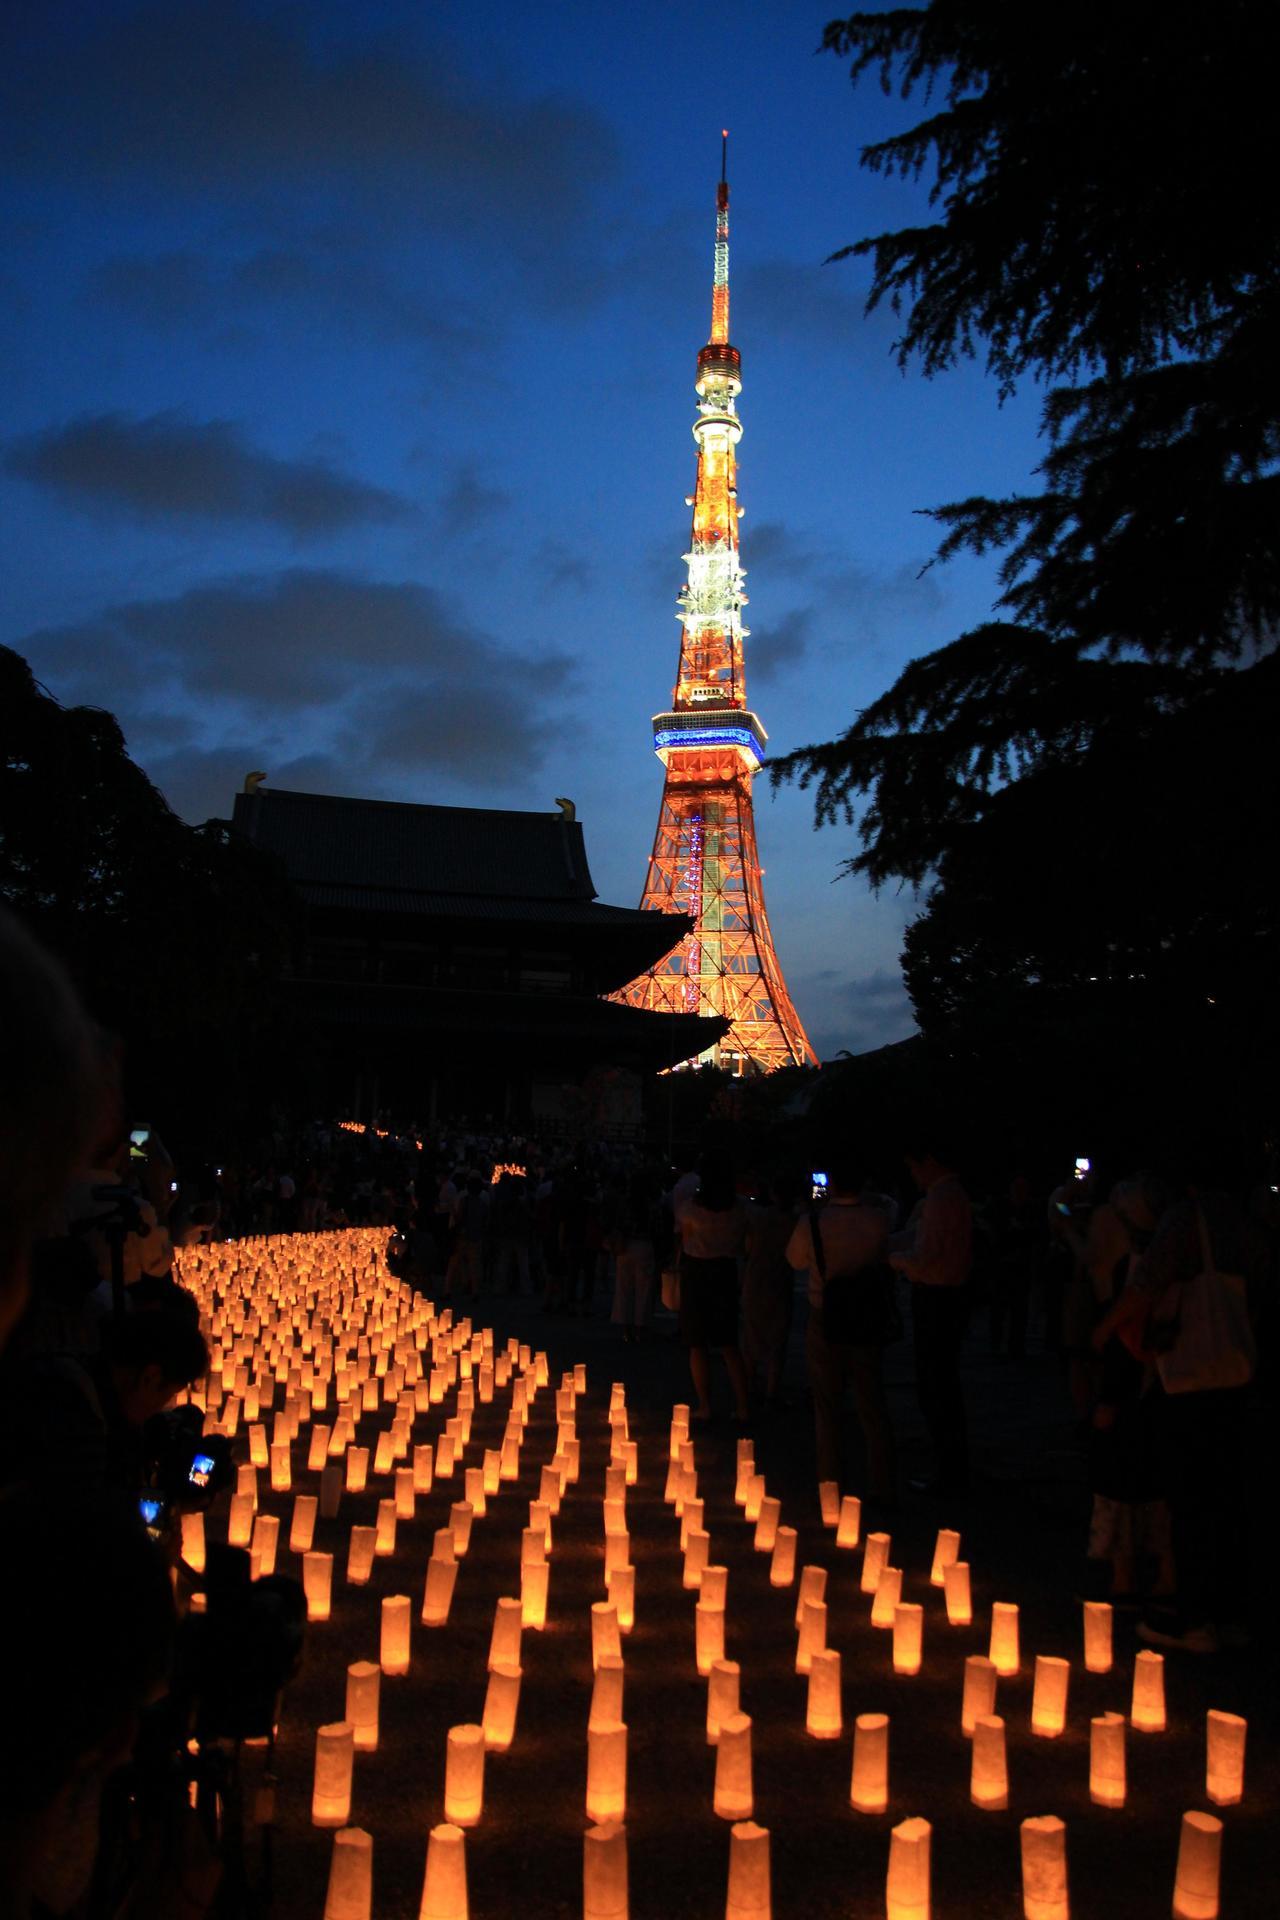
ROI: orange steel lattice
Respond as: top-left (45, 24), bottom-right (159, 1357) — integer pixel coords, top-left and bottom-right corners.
top-left (616, 144), bottom-right (815, 1073)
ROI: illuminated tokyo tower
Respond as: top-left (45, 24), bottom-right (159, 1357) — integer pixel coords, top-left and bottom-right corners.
top-left (617, 138), bottom-right (815, 1073)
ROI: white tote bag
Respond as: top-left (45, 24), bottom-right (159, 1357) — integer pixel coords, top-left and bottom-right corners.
top-left (1154, 1208), bottom-right (1255, 1395)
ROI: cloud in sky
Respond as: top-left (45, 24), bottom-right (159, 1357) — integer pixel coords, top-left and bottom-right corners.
top-left (2, 3), bottom-right (617, 236)
top-left (6, 413), bottom-right (410, 538)
top-left (438, 464), bottom-right (512, 536)
top-left (23, 568), bottom-right (577, 812)
top-left (85, 245), bottom-right (488, 356)
top-left (803, 965), bottom-right (918, 1061)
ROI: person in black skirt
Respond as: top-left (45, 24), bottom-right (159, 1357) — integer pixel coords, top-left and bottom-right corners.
top-left (675, 1151), bottom-right (750, 1421)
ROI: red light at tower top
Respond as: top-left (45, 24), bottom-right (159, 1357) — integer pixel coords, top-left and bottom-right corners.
top-left (614, 144), bottom-right (815, 1074)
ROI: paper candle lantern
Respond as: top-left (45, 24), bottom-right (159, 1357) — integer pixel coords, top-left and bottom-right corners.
top-left (990, 1602), bottom-right (1020, 1676)
top-left (530, 1500), bottom-right (553, 1551)
top-left (346, 1660), bottom-right (380, 1752)
top-left (407, 1445), bottom-right (432, 1496)
top-left (522, 1525), bottom-right (547, 1570)
top-left (249, 1423), bottom-right (269, 1468)
top-left (591, 1653), bottom-right (625, 1732)
top-left (1172, 1811), bottom-right (1222, 1920)
top-left (770, 1527), bottom-right (797, 1588)
top-left (796, 1598), bottom-right (827, 1674)
top-left (715, 1713), bottom-right (754, 1820)
top-left (1020, 1815), bottom-right (1068, 1920)
top-left (971, 1715), bottom-right (1008, 1810)
top-left (347, 1525), bottom-right (377, 1586)
top-left (436, 1434), bottom-right (456, 1478)
top-left (309, 1426), bottom-right (332, 1472)
top-left (819, 1480), bottom-right (840, 1527)
top-left (373, 1432), bottom-right (395, 1476)
top-left (228, 1491), bottom-right (254, 1548)
top-left (870, 1566), bottom-right (903, 1630)
top-left (251, 1513), bottom-right (280, 1577)
top-left (521, 1558), bottom-right (549, 1630)
top-left (291, 1494), bottom-right (318, 1555)
top-left (473, 1584), bottom-right (518, 1670)
top-left (421, 1555), bottom-right (458, 1627)
top-left (726, 1820), bottom-right (770, 1920)
top-left (962, 1655), bottom-right (998, 1736)
top-left (381, 1595), bottom-right (411, 1676)
top-left (943, 1562), bottom-right (972, 1626)
top-left (563, 1437), bottom-right (581, 1483)
top-left (836, 1496), bottom-right (861, 1550)
top-left (419, 1823), bottom-right (468, 1920)
top-left (181, 1510), bottom-right (206, 1573)
top-left (701, 1565), bottom-right (728, 1611)
top-left (499, 1435), bottom-right (520, 1480)
top-left (754, 1498), bottom-right (781, 1554)
top-left (623, 1441), bottom-right (638, 1487)
top-left (1082, 1600), bottom-right (1112, 1673)
top-left (861, 1532), bottom-right (891, 1595)
top-left (893, 1604), bottom-right (923, 1676)
top-left (583, 1821), bottom-right (628, 1920)
top-left (592, 1601), bottom-right (622, 1671)
top-left (1205, 1709), bottom-right (1246, 1806)
top-left (482, 1661), bottom-right (522, 1753)
top-left (444, 1724), bottom-right (485, 1828)
top-left (794, 1565), bottom-right (826, 1630)
top-left (1032, 1656), bottom-right (1069, 1737)
top-left (743, 1474), bottom-right (765, 1524)
top-left (375, 1500), bottom-right (397, 1556)
top-left (606, 1564), bottom-right (634, 1633)
top-left (707, 1658), bottom-right (741, 1745)
top-left (461, 1466), bottom-right (484, 1518)
top-left (679, 1496), bottom-right (703, 1551)
top-left (1131, 1650), bottom-right (1166, 1732)
top-left (684, 1530), bottom-right (711, 1591)
top-left (1089, 1712), bottom-right (1126, 1808)
top-left (850, 1713), bottom-right (889, 1813)
top-left (312, 1721), bottom-right (355, 1827)
top-left (346, 1447), bottom-right (369, 1493)
top-left (320, 1463), bottom-right (343, 1519)
top-left (395, 1468), bottom-right (416, 1520)
top-left (696, 1601), bottom-right (725, 1677)
top-left (434, 1526), bottom-right (456, 1565)
top-left (806, 1648), bottom-right (843, 1739)
top-left (886, 1817), bottom-right (930, 1920)
top-left (324, 1827), bottom-right (372, 1920)
top-left (605, 1530), bottom-right (631, 1578)
top-left (930, 1529), bottom-right (960, 1587)
top-left (304, 1551), bottom-right (333, 1621)
top-left (586, 1720), bottom-right (628, 1823)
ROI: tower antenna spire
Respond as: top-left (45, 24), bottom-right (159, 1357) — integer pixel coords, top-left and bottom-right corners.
top-left (721, 127), bottom-right (728, 185)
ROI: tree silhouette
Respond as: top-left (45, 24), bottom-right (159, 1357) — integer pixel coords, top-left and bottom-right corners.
top-left (773, 5), bottom-right (1278, 1147)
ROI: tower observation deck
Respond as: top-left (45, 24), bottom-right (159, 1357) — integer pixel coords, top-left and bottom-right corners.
top-left (615, 140), bottom-right (816, 1073)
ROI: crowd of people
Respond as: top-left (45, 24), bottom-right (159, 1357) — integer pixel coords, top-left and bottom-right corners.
top-left (1, 903), bottom-right (1276, 1916)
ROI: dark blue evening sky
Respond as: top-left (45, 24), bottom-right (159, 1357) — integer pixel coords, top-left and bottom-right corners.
top-left (1, 1), bottom-right (1043, 1059)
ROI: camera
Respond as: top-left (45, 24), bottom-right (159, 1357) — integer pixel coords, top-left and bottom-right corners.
top-left (144, 1404), bottom-right (234, 1518)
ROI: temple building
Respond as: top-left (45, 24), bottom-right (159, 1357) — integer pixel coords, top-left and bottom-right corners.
top-left (231, 782), bottom-right (724, 1128)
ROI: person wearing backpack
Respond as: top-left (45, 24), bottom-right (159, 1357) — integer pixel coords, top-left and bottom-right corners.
top-left (787, 1156), bottom-right (899, 1508)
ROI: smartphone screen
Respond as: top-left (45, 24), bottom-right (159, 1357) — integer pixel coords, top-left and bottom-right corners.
top-left (139, 1493), bottom-right (165, 1532)
top-left (130, 1126), bottom-right (151, 1159)
top-left (811, 1172), bottom-right (828, 1201)
top-left (1074, 1156), bottom-right (1091, 1177)
top-left (188, 1452), bottom-right (215, 1489)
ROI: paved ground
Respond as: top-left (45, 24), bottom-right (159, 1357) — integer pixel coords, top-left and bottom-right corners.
top-left (248, 1275), bottom-right (1276, 1919)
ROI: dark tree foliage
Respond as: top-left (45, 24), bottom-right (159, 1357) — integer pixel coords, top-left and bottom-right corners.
top-left (0, 647), bottom-right (299, 1158)
top-left (771, 5), bottom-right (1279, 1145)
